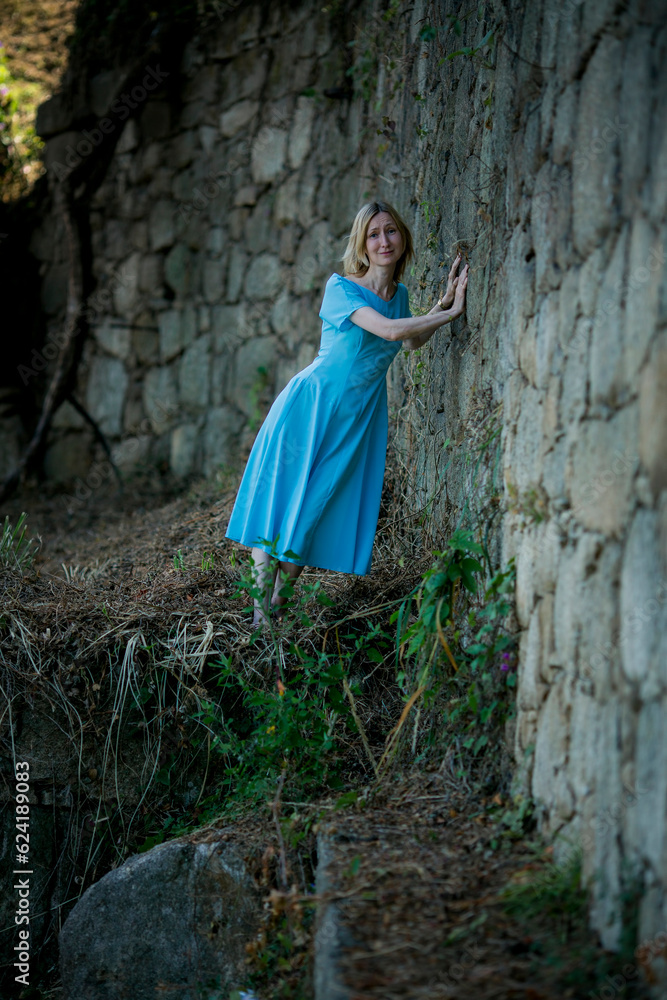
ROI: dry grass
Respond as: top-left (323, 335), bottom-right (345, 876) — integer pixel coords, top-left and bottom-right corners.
top-left (0, 458), bottom-right (434, 863)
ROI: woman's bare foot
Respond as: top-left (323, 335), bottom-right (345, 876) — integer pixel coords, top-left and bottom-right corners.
top-left (251, 608), bottom-right (270, 630)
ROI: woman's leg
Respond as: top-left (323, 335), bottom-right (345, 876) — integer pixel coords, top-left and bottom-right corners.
top-left (271, 560), bottom-right (304, 609)
top-left (250, 546), bottom-right (278, 626)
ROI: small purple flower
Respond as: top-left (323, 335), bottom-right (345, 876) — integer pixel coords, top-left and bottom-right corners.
top-left (500, 651), bottom-right (512, 672)
top-left (0, 86), bottom-right (9, 97)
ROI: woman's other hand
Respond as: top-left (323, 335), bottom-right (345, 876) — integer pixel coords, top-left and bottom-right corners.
top-left (449, 263), bottom-right (468, 318)
top-left (438, 253), bottom-right (463, 309)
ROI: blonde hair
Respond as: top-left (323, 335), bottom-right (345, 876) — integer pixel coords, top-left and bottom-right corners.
top-left (341, 200), bottom-right (414, 284)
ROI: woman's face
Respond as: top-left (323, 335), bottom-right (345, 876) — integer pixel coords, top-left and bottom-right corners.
top-left (364, 211), bottom-right (404, 269)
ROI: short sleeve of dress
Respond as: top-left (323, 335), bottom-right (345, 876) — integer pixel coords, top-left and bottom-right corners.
top-left (319, 274), bottom-right (370, 331)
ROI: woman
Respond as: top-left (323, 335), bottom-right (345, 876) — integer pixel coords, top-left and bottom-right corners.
top-left (225, 199), bottom-right (469, 625)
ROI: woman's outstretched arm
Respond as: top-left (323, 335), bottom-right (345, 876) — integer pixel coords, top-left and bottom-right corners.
top-left (349, 262), bottom-right (469, 351)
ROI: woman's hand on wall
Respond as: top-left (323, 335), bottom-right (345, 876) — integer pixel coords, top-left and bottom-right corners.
top-left (350, 258), bottom-right (469, 349)
top-left (448, 263), bottom-right (468, 319)
top-left (438, 253), bottom-right (463, 310)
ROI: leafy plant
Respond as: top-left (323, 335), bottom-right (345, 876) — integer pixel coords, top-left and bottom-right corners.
top-left (386, 536), bottom-right (516, 766)
top-left (191, 646), bottom-right (355, 810)
top-left (173, 544), bottom-right (357, 813)
top-left (507, 481), bottom-right (549, 524)
top-left (441, 26), bottom-right (496, 66)
top-left (343, 0), bottom-right (404, 109)
top-left (420, 25), bottom-right (437, 42)
top-left (420, 196), bottom-right (441, 225)
top-left (456, 559), bottom-right (517, 752)
top-left (487, 790), bottom-right (534, 848)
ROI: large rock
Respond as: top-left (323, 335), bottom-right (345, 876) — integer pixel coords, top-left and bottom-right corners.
top-left (159, 309), bottom-right (184, 362)
top-left (250, 127), bottom-right (287, 184)
top-left (220, 99), bottom-right (260, 138)
top-left (243, 252), bottom-right (283, 301)
top-left (589, 226), bottom-right (628, 412)
top-left (60, 837), bottom-right (259, 1000)
top-left (0, 415), bottom-right (23, 479)
top-left (112, 252), bottom-right (142, 318)
top-left (568, 404), bottom-right (639, 537)
top-left (211, 304), bottom-right (246, 353)
top-left (171, 422), bottom-right (200, 477)
top-left (179, 335), bottom-right (211, 410)
top-left (220, 50), bottom-right (269, 109)
top-left (85, 357), bottom-right (128, 438)
top-left (35, 92), bottom-right (73, 138)
top-left (619, 508), bottom-right (667, 695)
top-left (143, 366), bottom-right (179, 433)
top-left (288, 97), bottom-right (315, 169)
top-left (571, 35), bottom-right (623, 256)
top-left (313, 831), bottom-right (354, 1000)
top-left (164, 244), bottom-right (193, 298)
top-left (92, 317), bottom-right (131, 361)
top-left (293, 222), bottom-right (333, 295)
top-left (149, 199), bottom-right (176, 251)
top-left (639, 336), bottom-right (667, 497)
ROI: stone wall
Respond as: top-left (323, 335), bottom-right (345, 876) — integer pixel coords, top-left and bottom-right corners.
top-left (378, 0), bottom-right (667, 954)
top-left (29, 0), bottom-right (369, 484)
top-left (15, 0), bottom-right (667, 957)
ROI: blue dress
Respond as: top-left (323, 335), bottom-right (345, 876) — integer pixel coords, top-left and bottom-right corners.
top-left (225, 272), bottom-right (411, 575)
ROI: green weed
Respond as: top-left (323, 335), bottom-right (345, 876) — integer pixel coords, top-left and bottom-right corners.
top-left (502, 846), bottom-right (587, 942)
top-left (0, 512), bottom-right (40, 572)
top-left (441, 25), bottom-right (496, 67)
